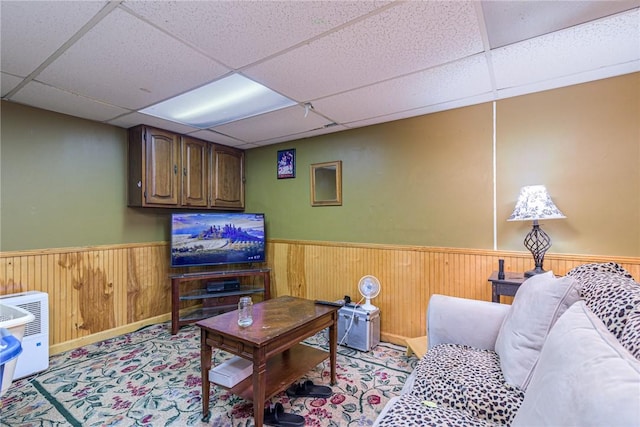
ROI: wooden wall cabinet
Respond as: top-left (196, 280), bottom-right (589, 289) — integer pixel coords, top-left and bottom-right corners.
top-left (128, 125), bottom-right (245, 210)
top-left (212, 145), bottom-right (245, 209)
top-left (181, 136), bottom-right (209, 207)
top-left (128, 125), bottom-right (180, 207)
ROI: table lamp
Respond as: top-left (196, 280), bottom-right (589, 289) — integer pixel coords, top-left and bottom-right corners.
top-left (508, 185), bottom-right (566, 277)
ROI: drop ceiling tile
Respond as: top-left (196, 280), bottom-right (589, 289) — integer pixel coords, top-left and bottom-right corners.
top-left (228, 142), bottom-right (259, 150)
top-left (248, 124), bottom-right (349, 147)
top-left (2, 1), bottom-right (639, 148)
top-left (492, 9), bottom-right (640, 90)
top-left (125, 0), bottom-right (390, 69)
top-left (211, 105), bottom-right (333, 143)
top-left (0, 1), bottom-right (107, 76)
top-left (36, 7), bottom-right (230, 110)
top-left (496, 60), bottom-right (640, 101)
top-left (186, 130), bottom-right (246, 147)
top-left (313, 55), bottom-right (492, 124)
top-left (244, 1), bottom-right (483, 101)
top-left (1, 73), bottom-right (22, 97)
top-left (107, 112), bottom-right (201, 135)
top-left (482, 0), bottom-right (640, 48)
top-left (11, 80), bottom-right (129, 122)
top-left (347, 92), bottom-right (496, 129)
top-left (277, 123), bottom-right (349, 142)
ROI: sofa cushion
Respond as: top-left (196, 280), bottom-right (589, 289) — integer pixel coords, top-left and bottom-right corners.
top-left (512, 301), bottom-right (640, 426)
top-left (494, 271), bottom-right (580, 389)
top-left (409, 344), bottom-right (524, 425)
top-left (374, 394), bottom-right (499, 427)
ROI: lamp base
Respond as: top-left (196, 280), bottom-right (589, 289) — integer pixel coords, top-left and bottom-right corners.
top-left (524, 266), bottom-right (547, 278)
top-left (523, 220), bottom-right (552, 278)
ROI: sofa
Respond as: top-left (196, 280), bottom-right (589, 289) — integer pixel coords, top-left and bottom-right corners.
top-left (374, 263), bottom-right (640, 426)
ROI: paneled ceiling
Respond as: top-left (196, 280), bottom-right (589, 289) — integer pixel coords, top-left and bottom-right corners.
top-left (2, 1), bottom-right (639, 149)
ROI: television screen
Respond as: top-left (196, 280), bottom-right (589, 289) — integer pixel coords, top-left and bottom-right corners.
top-left (170, 212), bottom-right (266, 268)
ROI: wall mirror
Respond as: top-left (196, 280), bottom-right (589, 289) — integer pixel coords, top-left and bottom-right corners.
top-left (310, 161), bottom-right (342, 206)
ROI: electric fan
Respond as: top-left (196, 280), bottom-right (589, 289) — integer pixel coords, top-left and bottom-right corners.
top-left (358, 275), bottom-right (381, 312)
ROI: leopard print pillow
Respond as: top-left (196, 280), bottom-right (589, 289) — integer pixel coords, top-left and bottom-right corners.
top-left (409, 344), bottom-right (524, 425)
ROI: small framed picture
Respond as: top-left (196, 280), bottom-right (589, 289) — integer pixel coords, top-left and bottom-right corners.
top-left (277, 149), bottom-right (296, 179)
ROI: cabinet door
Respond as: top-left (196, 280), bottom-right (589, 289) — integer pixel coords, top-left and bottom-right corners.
top-left (181, 136), bottom-right (209, 207)
top-left (145, 128), bottom-right (179, 205)
top-left (212, 145), bottom-right (245, 209)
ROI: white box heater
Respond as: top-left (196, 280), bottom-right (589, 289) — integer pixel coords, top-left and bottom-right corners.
top-left (0, 291), bottom-right (49, 378)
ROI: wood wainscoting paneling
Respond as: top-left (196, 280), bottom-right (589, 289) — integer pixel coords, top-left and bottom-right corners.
top-left (266, 240), bottom-right (640, 345)
top-left (1, 241), bottom-right (638, 353)
top-left (0, 243), bottom-right (175, 354)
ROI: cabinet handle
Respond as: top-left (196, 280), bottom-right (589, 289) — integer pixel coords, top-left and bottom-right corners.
top-left (183, 167), bottom-right (187, 176)
top-left (174, 165), bottom-right (178, 175)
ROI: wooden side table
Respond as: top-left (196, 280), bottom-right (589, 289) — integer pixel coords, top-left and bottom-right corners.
top-left (197, 296), bottom-right (338, 426)
top-left (488, 271), bottom-right (526, 303)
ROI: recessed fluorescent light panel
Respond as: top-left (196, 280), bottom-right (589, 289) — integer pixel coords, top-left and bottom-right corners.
top-left (140, 74), bottom-right (296, 128)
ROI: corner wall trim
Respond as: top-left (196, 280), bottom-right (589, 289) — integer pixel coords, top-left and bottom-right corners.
top-left (492, 101), bottom-right (497, 251)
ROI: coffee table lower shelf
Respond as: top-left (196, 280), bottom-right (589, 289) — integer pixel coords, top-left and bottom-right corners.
top-left (217, 343), bottom-right (329, 401)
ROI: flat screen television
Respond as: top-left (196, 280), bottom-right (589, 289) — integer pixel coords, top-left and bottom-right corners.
top-left (170, 212), bottom-right (266, 268)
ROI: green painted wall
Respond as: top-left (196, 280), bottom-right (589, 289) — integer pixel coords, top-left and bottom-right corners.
top-left (245, 103), bottom-right (495, 249)
top-left (496, 74), bottom-right (640, 256)
top-left (1, 73), bottom-right (638, 256)
top-left (245, 74), bottom-right (639, 256)
top-left (0, 102), bottom-right (167, 251)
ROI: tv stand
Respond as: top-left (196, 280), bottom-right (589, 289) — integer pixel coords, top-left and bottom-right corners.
top-left (170, 268), bottom-right (271, 334)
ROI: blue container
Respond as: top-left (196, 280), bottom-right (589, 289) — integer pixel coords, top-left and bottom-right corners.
top-left (0, 328), bottom-right (23, 393)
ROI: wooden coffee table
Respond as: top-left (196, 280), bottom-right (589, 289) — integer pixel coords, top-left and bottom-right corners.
top-left (196, 295), bottom-right (339, 426)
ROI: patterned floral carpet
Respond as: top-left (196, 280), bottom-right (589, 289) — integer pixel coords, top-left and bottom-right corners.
top-left (1, 322), bottom-right (417, 426)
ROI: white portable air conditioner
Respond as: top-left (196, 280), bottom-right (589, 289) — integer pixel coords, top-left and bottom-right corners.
top-left (0, 291), bottom-right (49, 378)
